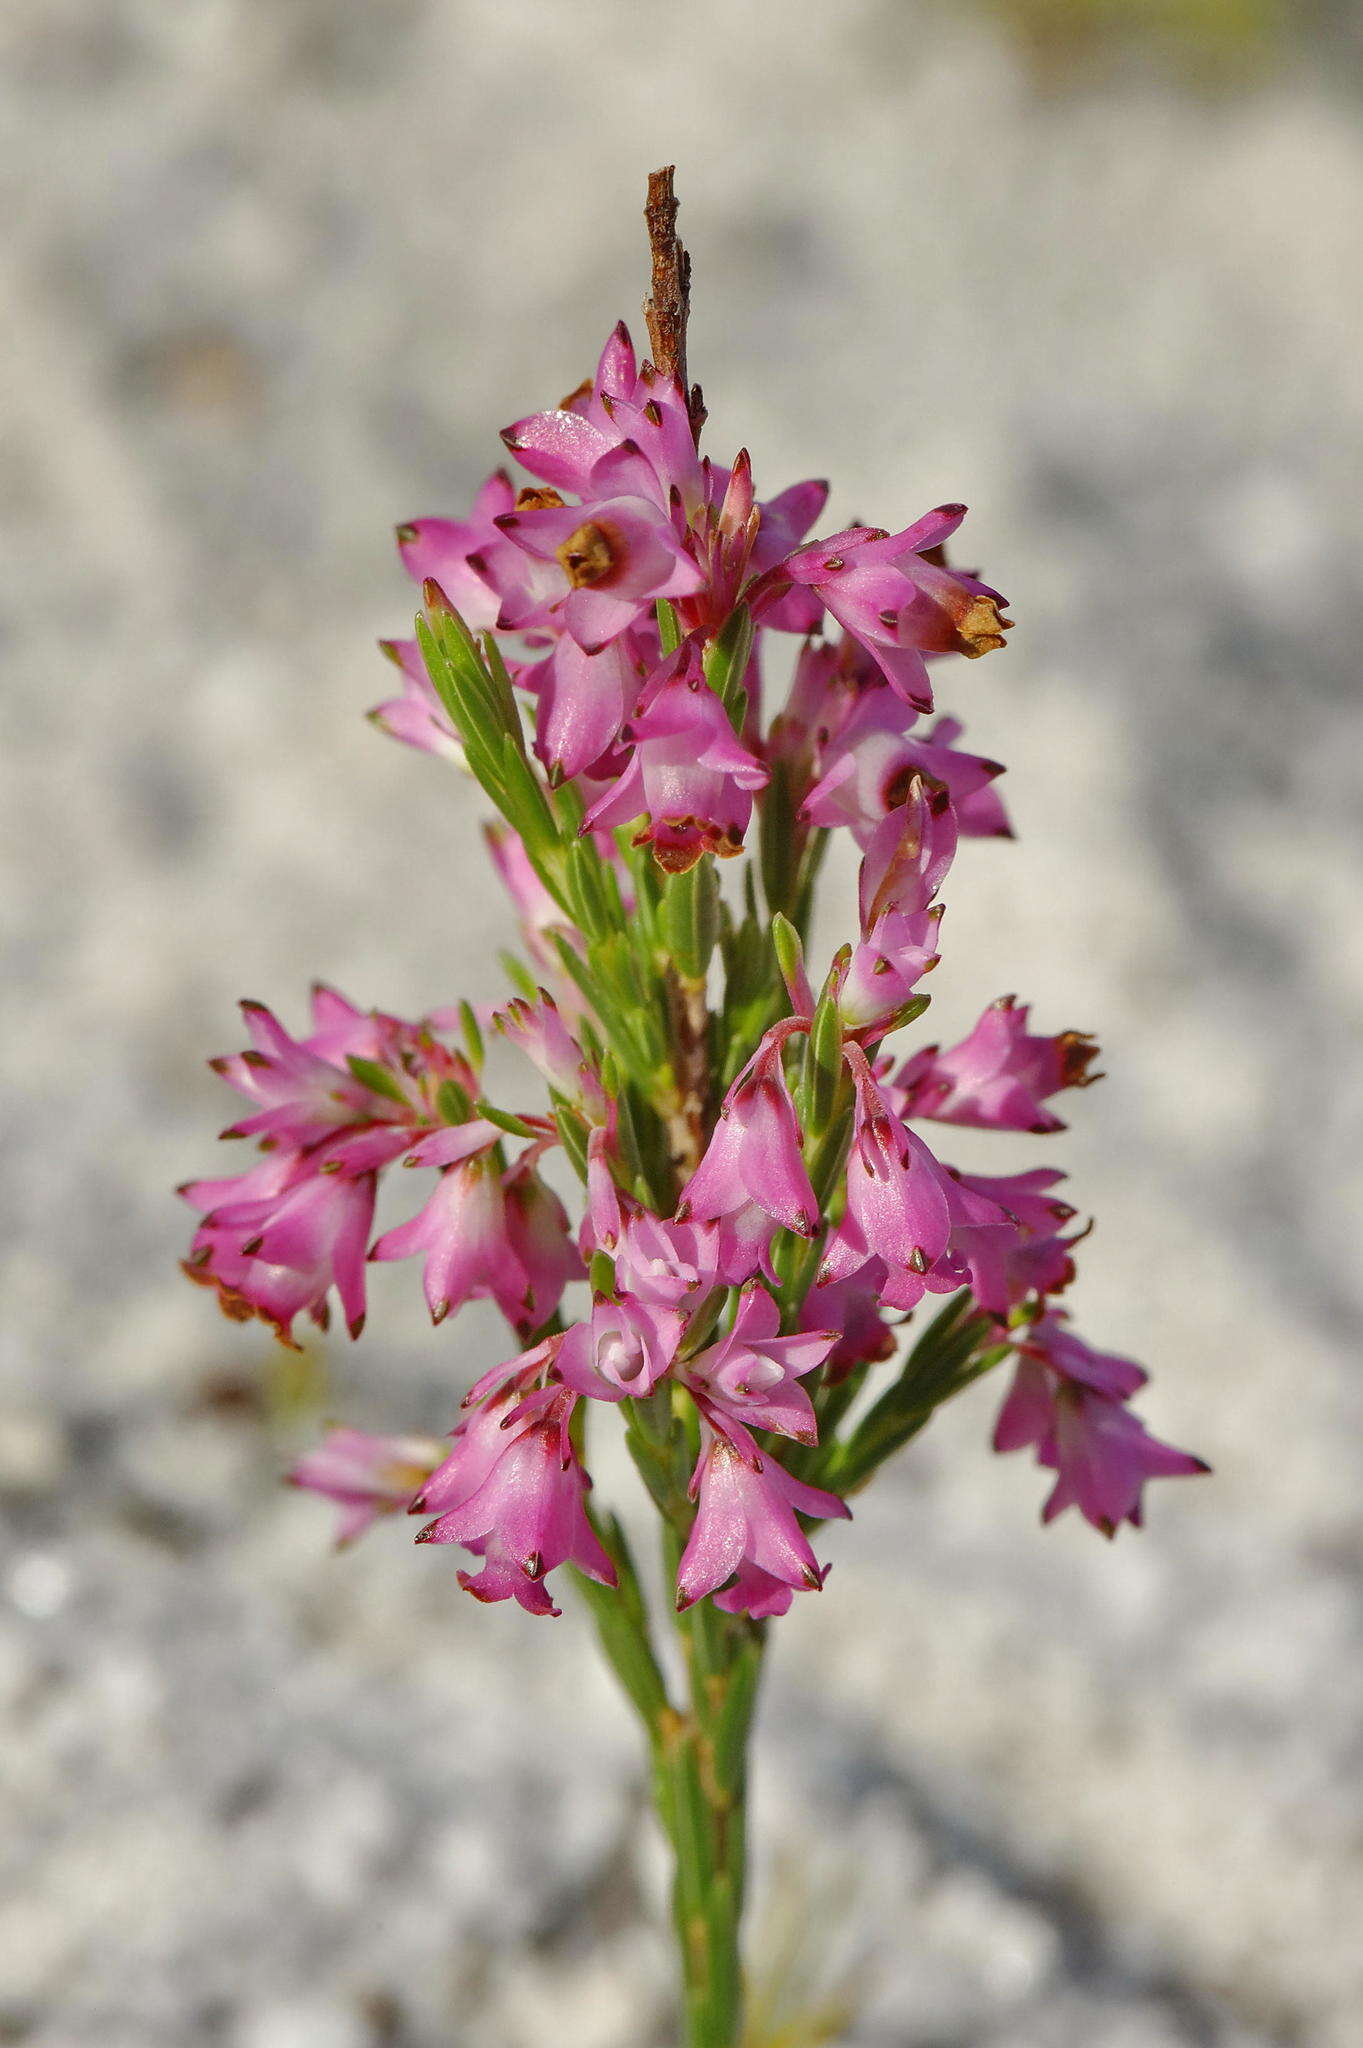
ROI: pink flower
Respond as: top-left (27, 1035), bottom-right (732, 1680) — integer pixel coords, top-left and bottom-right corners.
top-left (394, 470), bottom-right (516, 634)
top-left (675, 1417), bottom-right (849, 1614)
top-left (289, 1426), bottom-right (445, 1546)
top-left (895, 996), bottom-right (1102, 1134)
top-left (483, 823), bottom-right (586, 995)
top-left (781, 508), bottom-right (1011, 709)
top-left (682, 1283), bottom-right (836, 1446)
top-left (523, 628), bottom-right (650, 782)
top-left (679, 1029), bottom-right (818, 1274)
top-left (803, 690), bottom-right (1008, 845)
top-left (416, 1369), bottom-right (616, 1617)
top-left (368, 637), bottom-right (461, 762)
top-left (209, 997), bottom-right (407, 1150)
top-left (502, 1152), bottom-right (584, 1330)
top-left (495, 992), bottom-right (608, 1125)
top-left (612, 1207), bottom-right (724, 1311)
top-left (556, 1294), bottom-right (684, 1402)
top-left (494, 493), bottom-right (705, 653)
top-left (836, 786), bottom-right (958, 1037)
top-left (818, 1054), bottom-right (955, 1312)
top-left (583, 649), bottom-right (769, 872)
top-left (798, 1272), bottom-right (895, 1384)
top-left (938, 1167), bottom-right (1080, 1316)
top-left (181, 1147), bottom-right (382, 1345)
top-left (369, 1147), bottom-right (534, 1330)
top-left (994, 1316), bottom-right (1207, 1536)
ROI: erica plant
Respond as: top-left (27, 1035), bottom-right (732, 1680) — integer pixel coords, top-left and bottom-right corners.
top-left (179, 170), bottom-right (1206, 2048)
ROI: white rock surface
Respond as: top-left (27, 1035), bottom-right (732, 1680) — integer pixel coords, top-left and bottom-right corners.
top-left (3, 3), bottom-right (1360, 2043)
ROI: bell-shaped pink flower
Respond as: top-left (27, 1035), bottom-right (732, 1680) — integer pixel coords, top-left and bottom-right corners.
top-left (803, 689), bottom-right (1008, 845)
top-left (583, 651), bottom-right (769, 872)
top-left (181, 1151), bottom-right (379, 1346)
top-left (781, 508), bottom-right (1012, 708)
top-left (994, 1316), bottom-right (1207, 1536)
top-left (675, 1417), bottom-right (849, 1613)
top-left (937, 1167), bottom-right (1080, 1316)
top-left (289, 1426), bottom-right (445, 1547)
top-left (798, 1271), bottom-right (895, 1385)
top-left (683, 1283), bottom-right (836, 1446)
top-left (494, 493), bottom-right (705, 654)
top-left (368, 636), bottom-right (462, 762)
top-left (394, 470), bottom-right (516, 633)
top-left (819, 1054), bottom-right (955, 1312)
top-left (743, 477), bottom-right (830, 634)
top-left (502, 1152), bottom-right (584, 1332)
top-left (416, 1378), bottom-right (616, 1617)
top-left (679, 1030), bottom-right (818, 1273)
top-left (500, 323), bottom-right (652, 495)
top-left (369, 1149), bottom-right (531, 1329)
top-left (556, 1294), bottom-right (684, 1402)
top-left (895, 996), bottom-right (1102, 1134)
top-left (835, 785), bottom-right (959, 1037)
top-left (612, 1207), bottom-right (724, 1311)
top-left (524, 629), bottom-right (648, 782)
top-left (495, 992), bottom-right (609, 1125)
top-left (210, 998), bottom-right (408, 1149)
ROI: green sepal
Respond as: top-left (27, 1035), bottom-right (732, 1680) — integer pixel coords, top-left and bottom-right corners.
top-left (704, 604), bottom-right (754, 726)
top-left (435, 1076), bottom-right (475, 1124)
top-left (662, 857), bottom-right (720, 983)
top-left (589, 1249), bottom-right (617, 1299)
top-left (758, 757), bottom-right (802, 922)
top-left (458, 999), bottom-right (485, 1073)
top-left (770, 912), bottom-right (805, 1005)
top-left (655, 597), bottom-right (682, 655)
top-left (345, 1055), bottom-right (410, 1107)
top-left (496, 732), bottom-right (560, 862)
top-left (554, 1104), bottom-right (591, 1183)
top-left (474, 1099), bottom-right (540, 1139)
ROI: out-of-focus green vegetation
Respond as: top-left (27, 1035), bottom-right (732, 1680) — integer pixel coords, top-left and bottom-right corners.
top-left (981, 0), bottom-right (1288, 79)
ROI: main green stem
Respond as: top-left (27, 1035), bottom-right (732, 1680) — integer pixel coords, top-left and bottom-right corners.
top-left (576, 1508), bottom-right (762, 2047)
top-left (662, 1533), bottom-right (765, 2047)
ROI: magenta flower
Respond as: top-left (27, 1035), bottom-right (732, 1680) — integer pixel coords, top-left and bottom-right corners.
top-left (682, 1283), bottom-right (836, 1446)
top-left (416, 1372), bottom-right (616, 1617)
top-left (836, 786), bottom-right (958, 1037)
top-left (781, 508), bottom-right (1012, 709)
top-left (524, 628), bottom-right (650, 782)
top-left (502, 1152), bottom-right (585, 1331)
top-left (676, 1417), bottom-right (849, 1614)
top-left (209, 997), bottom-right (407, 1149)
top-left (895, 996), bottom-right (1101, 1134)
top-left (994, 1316), bottom-right (1207, 1535)
top-left (797, 1271), bottom-right (895, 1384)
top-left (369, 1148), bottom-right (533, 1330)
top-left (494, 493), bottom-right (705, 654)
top-left (181, 1149), bottom-right (380, 1345)
top-left (495, 991), bottom-right (609, 1125)
top-left (803, 690), bottom-right (1009, 845)
top-left (583, 649), bottom-right (769, 872)
top-left (394, 469), bottom-right (516, 634)
top-left (556, 1294), bottom-right (685, 1402)
top-left (368, 636), bottom-right (462, 762)
top-left (612, 1206), bottom-right (724, 1311)
top-left (818, 1053), bottom-right (955, 1311)
top-left (289, 1426), bottom-right (445, 1547)
top-left (939, 1167), bottom-right (1080, 1316)
top-left (679, 1029), bottom-right (818, 1271)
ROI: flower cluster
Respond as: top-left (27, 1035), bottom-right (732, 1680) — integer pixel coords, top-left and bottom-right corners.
top-left (182, 318), bottom-right (1205, 1622)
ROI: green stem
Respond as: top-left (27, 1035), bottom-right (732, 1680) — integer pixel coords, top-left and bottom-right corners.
top-left (662, 1524), bottom-right (765, 2048)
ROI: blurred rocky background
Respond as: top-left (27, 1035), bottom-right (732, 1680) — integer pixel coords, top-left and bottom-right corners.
top-left (2, 2), bottom-right (1360, 2043)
